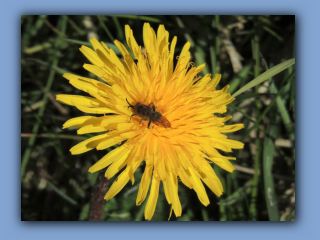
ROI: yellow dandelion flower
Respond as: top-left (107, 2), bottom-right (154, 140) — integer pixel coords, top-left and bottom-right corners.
top-left (56, 23), bottom-right (244, 220)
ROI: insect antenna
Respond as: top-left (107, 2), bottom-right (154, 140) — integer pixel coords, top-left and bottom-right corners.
top-left (126, 98), bottom-right (134, 109)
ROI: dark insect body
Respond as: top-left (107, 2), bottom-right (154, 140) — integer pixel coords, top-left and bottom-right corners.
top-left (126, 98), bottom-right (171, 129)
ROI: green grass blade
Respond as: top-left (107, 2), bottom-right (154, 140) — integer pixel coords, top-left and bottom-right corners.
top-left (233, 92), bottom-right (275, 102)
top-left (21, 16), bottom-right (67, 179)
top-left (97, 15), bottom-right (115, 42)
top-left (67, 18), bottom-right (86, 36)
top-left (209, 46), bottom-right (217, 76)
top-left (63, 37), bottom-right (121, 55)
top-left (23, 42), bottom-right (52, 54)
top-left (21, 133), bottom-right (87, 141)
top-left (63, 38), bottom-right (91, 46)
top-left (214, 16), bottom-right (221, 74)
top-left (240, 72), bottom-right (294, 141)
top-left (201, 207), bottom-right (209, 221)
top-left (249, 33), bottom-right (261, 221)
top-left (261, 55), bottom-right (295, 141)
top-left (227, 65), bottom-right (252, 94)
top-left (231, 58), bottom-right (295, 98)
top-left (220, 179), bottom-right (252, 204)
top-left (214, 166), bottom-right (227, 221)
top-left (21, 58), bottom-right (59, 179)
top-left (270, 78), bottom-right (295, 141)
top-left (263, 118), bottom-right (280, 221)
top-left (249, 133), bottom-right (260, 221)
top-left (175, 16), bottom-right (195, 47)
top-left (289, 70), bottom-right (295, 113)
top-left (240, 80), bottom-right (290, 141)
top-left (112, 16), bottom-right (124, 41)
top-left (25, 58), bottom-right (69, 75)
top-left (46, 180), bottom-right (78, 205)
top-left (30, 15), bottom-right (46, 36)
top-left (135, 198), bottom-right (147, 221)
top-left (112, 15), bottom-right (161, 23)
top-left (263, 26), bottom-right (283, 42)
top-left (195, 46), bottom-right (209, 75)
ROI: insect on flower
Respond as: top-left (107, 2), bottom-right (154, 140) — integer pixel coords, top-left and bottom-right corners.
top-left (126, 98), bottom-right (171, 129)
top-left (56, 23), bottom-right (245, 220)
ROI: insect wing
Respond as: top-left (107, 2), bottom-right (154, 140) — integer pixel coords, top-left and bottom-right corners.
top-left (158, 116), bottom-right (171, 128)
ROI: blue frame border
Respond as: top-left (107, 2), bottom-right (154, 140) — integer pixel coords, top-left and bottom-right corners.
top-left (4, 0), bottom-right (319, 239)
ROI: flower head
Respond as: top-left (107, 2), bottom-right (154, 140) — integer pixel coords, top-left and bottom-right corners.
top-left (56, 23), bottom-right (244, 220)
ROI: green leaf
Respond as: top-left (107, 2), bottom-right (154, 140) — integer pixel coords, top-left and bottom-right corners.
top-left (25, 58), bottom-right (70, 75)
top-left (231, 58), bottom-right (295, 98)
top-left (227, 65), bottom-right (253, 94)
top-left (63, 38), bottom-right (121, 55)
top-left (195, 46), bottom-right (209, 75)
top-left (111, 15), bottom-right (161, 23)
top-left (79, 203), bottom-right (89, 220)
top-left (46, 180), bottom-right (78, 205)
top-left (24, 42), bottom-right (52, 54)
top-left (63, 38), bottom-right (91, 46)
top-left (97, 16), bottom-right (115, 42)
top-left (263, 118), bottom-right (280, 221)
top-left (21, 15), bottom-right (67, 179)
top-left (263, 26), bottom-right (283, 42)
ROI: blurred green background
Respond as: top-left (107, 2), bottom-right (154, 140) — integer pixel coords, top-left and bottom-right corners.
top-left (21, 15), bottom-right (295, 221)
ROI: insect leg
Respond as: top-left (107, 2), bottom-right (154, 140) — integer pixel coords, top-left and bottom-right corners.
top-left (139, 118), bottom-right (143, 125)
top-left (148, 120), bottom-right (151, 129)
top-left (130, 114), bottom-right (135, 121)
top-left (126, 98), bottom-right (134, 109)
